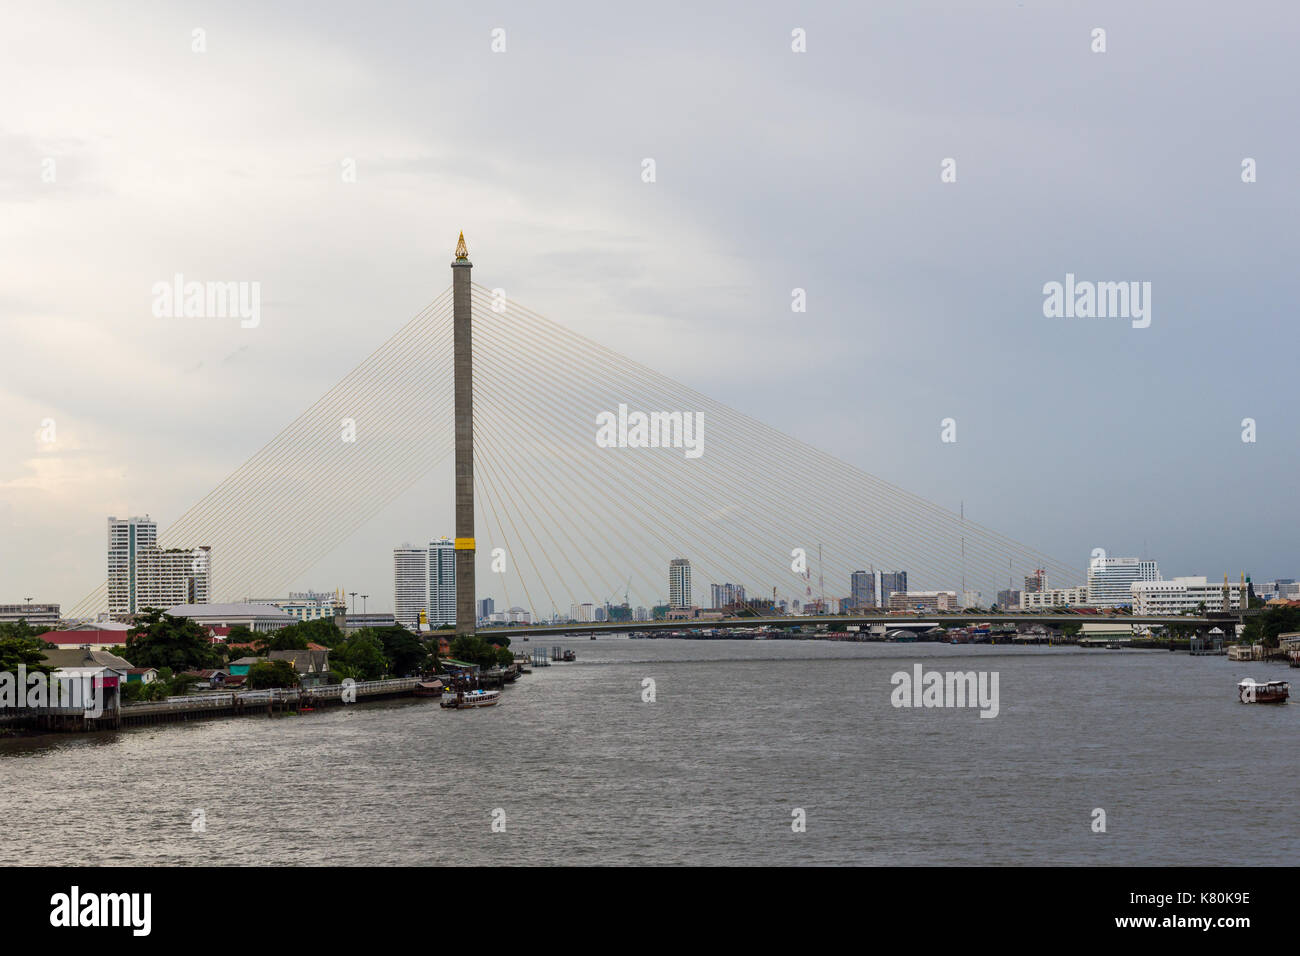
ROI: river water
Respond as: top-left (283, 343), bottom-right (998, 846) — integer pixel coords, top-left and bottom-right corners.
top-left (1, 638), bottom-right (1295, 865)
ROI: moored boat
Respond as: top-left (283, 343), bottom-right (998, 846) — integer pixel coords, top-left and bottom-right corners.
top-left (414, 680), bottom-right (444, 698)
top-left (1238, 679), bottom-right (1290, 704)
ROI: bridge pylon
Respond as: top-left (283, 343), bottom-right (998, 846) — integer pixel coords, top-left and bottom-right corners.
top-left (452, 232), bottom-right (475, 638)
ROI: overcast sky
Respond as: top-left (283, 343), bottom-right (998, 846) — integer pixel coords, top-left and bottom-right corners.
top-left (2, 0), bottom-right (1296, 612)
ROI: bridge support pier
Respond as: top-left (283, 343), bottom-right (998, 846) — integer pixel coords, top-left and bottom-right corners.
top-left (452, 233), bottom-right (476, 639)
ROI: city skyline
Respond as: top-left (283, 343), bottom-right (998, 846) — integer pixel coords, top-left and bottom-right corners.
top-left (3, 2), bottom-right (1297, 614)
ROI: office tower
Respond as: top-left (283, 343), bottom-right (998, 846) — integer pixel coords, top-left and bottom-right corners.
top-left (850, 570), bottom-right (876, 609)
top-left (879, 571), bottom-right (907, 604)
top-left (1024, 569), bottom-right (1047, 594)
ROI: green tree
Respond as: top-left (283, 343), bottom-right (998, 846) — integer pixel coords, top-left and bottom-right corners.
top-left (125, 608), bottom-right (218, 672)
top-left (449, 634), bottom-right (510, 670)
top-left (0, 629), bottom-right (52, 674)
top-left (331, 632), bottom-right (388, 680)
top-left (495, 645), bottom-right (514, 668)
top-left (0, 620), bottom-right (40, 642)
top-left (375, 626), bottom-right (429, 676)
top-left (1241, 605), bottom-right (1300, 649)
top-left (256, 628), bottom-right (310, 653)
top-left (225, 624), bottom-right (258, 647)
top-left (246, 659), bottom-right (300, 689)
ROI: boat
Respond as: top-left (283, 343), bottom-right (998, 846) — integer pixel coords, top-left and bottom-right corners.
top-left (440, 689), bottom-right (501, 709)
top-left (1238, 679), bottom-right (1290, 704)
top-left (562, 649), bottom-right (576, 662)
top-left (413, 679), bottom-right (444, 698)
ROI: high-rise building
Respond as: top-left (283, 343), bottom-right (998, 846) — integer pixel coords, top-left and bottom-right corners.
top-left (477, 597), bottom-right (495, 621)
top-left (850, 571), bottom-right (876, 609)
top-left (961, 590), bottom-right (982, 609)
top-left (428, 538), bottom-right (456, 626)
top-left (393, 539), bottom-right (456, 631)
top-left (996, 589), bottom-right (1021, 609)
top-left (710, 582), bottom-right (745, 609)
top-left (669, 558), bottom-right (692, 609)
top-left (108, 516), bottom-right (211, 618)
top-left (1024, 569), bottom-right (1047, 594)
top-left (1087, 556), bottom-right (1160, 608)
top-left (108, 515), bottom-right (157, 616)
top-left (393, 545), bottom-right (429, 630)
top-left (879, 571), bottom-right (907, 605)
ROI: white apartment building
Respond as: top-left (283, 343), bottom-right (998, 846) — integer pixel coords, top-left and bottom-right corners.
top-left (108, 516), bottom-right (212, 618)
top-left (428, 538), bottom-right (456, 626)
top-left (1087, 556), bottom-right (1160, 608)
top-left (669, 559), bottom-right (692, 609)
top-left (1130, 577), bottom-right (1247, 614)
top-left (1020, 586), bottom-right (1090, 609)
top-left (393, 539), bottom-right (457, 631)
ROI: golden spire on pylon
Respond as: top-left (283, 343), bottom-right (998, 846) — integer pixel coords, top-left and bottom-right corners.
top-left (455, 231), bottom-right (468, 261)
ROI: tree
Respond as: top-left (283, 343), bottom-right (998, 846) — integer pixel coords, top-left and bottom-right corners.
top-left (0, 627), bottom-right (52, 674)
top-left (225, 624), bottom-right (258, 647)
top-left (125, 608), bottom-right (218, 672)
top-left (256, 628), bottom-right (310, 653)
top-left (0, 620), bottom-right (40, 642)
top-left (254, 618), bottom-right (342, 653)
top-left (449, 634), bottom-right (509, 671)
top-left (246, 660), bottom-right (300, 689)
top-left (495, 645), bottom-right (514, 668)
top-left (1241, 605), bottom-right (1300, 649)
top-left (331, 632), bottom-right (388, 681)
top-left (375, 626), bottom-right (430, 676)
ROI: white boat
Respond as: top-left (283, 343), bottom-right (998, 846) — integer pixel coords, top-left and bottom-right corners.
top-left (1238, 679), bottom-right (1289, 704)
top-left (440, 689), bottom-right (501, 709)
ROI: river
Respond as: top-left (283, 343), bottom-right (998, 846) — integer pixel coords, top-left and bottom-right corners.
top-left (1, 638), bottom-right (1294, 865)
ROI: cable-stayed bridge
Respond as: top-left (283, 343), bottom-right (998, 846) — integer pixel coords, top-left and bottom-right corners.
top-left (71, 236), bottom-right (1109, 627)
